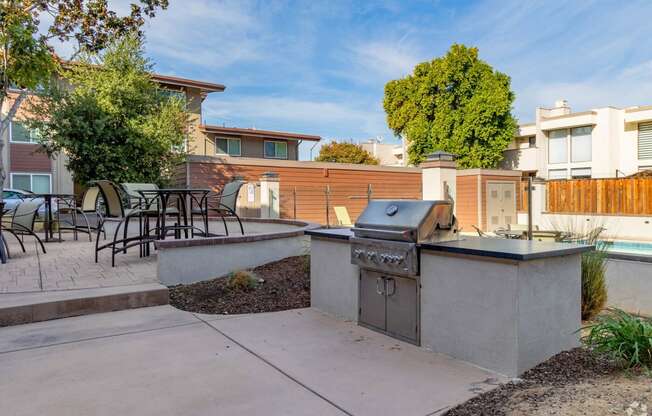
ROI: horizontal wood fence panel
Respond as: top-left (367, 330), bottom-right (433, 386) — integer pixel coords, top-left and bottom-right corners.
top-left (547, 178), bottom-right (652, 215)
top-left (184, 160), bottom-right (422, 224)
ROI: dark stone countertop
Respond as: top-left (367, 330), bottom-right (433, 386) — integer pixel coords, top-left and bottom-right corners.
top-left (305, 228), bottom-right (353, 240)
top-left (421, 237), bottom-right (594, 261)
top-left (306, 229), bottom-right (594, 261)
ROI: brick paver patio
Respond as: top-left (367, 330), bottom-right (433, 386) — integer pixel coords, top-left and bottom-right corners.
top-left (1, 234), bottom-right (157, 293)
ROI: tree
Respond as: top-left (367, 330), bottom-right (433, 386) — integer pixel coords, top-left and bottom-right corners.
top-left (383, 44), bottom-right (517, 168)
top-left (26, 33), bottom-right (188, 186)
top-left (315, 141), bottom-right (379, 165)
top-left (0, 0), bottom-right (168, 198)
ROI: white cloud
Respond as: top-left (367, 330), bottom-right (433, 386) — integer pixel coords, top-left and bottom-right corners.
top-left (203, 95), bottom-right (387, 139)
top-left (349, 41), bottom-right (421, 80)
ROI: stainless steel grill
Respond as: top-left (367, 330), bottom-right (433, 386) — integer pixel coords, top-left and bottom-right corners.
top-left (350, 200), bottom-right (458, 345)
top-left (350, 200), bottom-right (457, 277)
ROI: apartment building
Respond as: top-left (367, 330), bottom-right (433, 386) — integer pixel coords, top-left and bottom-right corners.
top-left (360, 138), bottom-right (407, 167)
top-left (1, 73), bottom-right (320, 194)
top-left (501, 100), bottom-right (652, 179)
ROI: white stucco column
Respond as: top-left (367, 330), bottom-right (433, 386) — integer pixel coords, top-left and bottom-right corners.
top-left (260, 172), bottom-right (280, 219)
top-left (530, 177), bottom-right (547, 228)
top-left (420, 151), bottom-right (457, 209)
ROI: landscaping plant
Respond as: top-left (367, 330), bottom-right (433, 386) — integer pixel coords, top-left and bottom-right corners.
top-left (226, 271), bottom-right (258, 291)
top-left (583, 308), bottom-right (652, 369)
top-left (581, 243), bottom-right (608, 320)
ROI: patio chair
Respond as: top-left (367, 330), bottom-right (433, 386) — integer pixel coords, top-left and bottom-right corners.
top-left (94, 180), bottom-right (152, 267)
top-left (192, 180), bottom-right (245, 236)
top-left (0, 200), bottom-right (46, 254)
top-left (56, 187), bottom-right (103, 242)
top-left (471, 225), bottom-right (499, 238)
top-left (334, 206), bottom-right (353, 227)
top-left (122, 183), bottom-right (181, 238)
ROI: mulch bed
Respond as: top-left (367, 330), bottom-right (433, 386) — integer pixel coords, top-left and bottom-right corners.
top-left (169, 255), bottom-right (310, 314)
top-left (444, 348), bottom-right (625, 416)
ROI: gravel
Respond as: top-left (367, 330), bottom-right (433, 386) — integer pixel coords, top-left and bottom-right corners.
top-left (169, 255), bottom-right (310, 314)
top-left (444, 348), bottom-right (633, 416)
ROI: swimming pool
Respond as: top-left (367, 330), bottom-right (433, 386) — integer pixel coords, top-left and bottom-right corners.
top-left (602, 240), bottom-right (652, 256)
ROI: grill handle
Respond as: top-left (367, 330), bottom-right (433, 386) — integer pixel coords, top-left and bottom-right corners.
top-left (386, 278), bottom-right (396, 296)
top-left (375, 277), bottom-right (385, 295)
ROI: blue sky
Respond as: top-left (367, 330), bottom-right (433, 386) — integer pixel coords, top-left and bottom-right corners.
top-left (57, 1), bottom-right (652, 159)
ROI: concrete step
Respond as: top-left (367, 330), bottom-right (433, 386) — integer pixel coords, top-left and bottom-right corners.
top-left (0, 284), bottom-right (168, 327)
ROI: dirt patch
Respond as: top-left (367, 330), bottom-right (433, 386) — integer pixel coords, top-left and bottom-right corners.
top-left (169, 255), bottom-right (310, 315)
top-left (445, 348), bottom-right (652, 416)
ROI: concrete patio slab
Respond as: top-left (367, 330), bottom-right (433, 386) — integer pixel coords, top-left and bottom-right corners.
top-left (0, 283), bottom-right (168, 327)
top-left (0, 305), bottom-right (194, 353)
top-left (0, 306), bottom-right (506, 416)
top-left (0, 311), bottom-right (346, 416)
top-left (208, 308), bottom-right (506, 416)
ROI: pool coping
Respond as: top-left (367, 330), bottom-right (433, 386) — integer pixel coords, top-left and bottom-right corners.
top-left (607, 252), bottom-right (652, 263)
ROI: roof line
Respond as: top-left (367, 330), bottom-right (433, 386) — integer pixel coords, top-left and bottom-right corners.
top-left (200, 125), bottom-right (321, 141)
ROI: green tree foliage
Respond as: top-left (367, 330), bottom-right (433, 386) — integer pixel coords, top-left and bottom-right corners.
top-left (0, 0), bottom-right (168, 194)
top-left (383, 44), bottom-right (517, 168)
top-left (27, 34), bottom-right (189, 186)
top-left (315, 141), bottom-right (379, 165)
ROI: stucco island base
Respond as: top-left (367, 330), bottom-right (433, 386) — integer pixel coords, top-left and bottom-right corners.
top-left (420, 250), bottom-right (581, 377)
top-left (309, 231), bottom-right (583, 378)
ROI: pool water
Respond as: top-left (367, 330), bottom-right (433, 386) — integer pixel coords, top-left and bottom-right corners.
top-left (602, 240), bottom-right (652, 256)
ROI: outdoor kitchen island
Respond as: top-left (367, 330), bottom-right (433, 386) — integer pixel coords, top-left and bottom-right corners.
top-left (307, 204), bottom-right (593, 378)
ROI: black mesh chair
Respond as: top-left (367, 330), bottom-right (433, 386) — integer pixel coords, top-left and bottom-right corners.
top-left (94, 180), bottom-right (154, 266)
top-left (191, 180), bottom-right (245, 236)
top-left (1, 200), bottom-right (46, 254)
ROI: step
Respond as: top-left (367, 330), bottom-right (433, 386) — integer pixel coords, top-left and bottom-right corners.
top-left (0, 284), bottom-right (169, 327)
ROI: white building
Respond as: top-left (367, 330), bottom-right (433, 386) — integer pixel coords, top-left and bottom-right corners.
top-left (501, 100), bottom-right (652, 179)
top-left (360, 138), bottom-right (407, 167)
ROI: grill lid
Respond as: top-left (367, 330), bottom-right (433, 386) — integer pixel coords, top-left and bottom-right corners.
top-left (353, 200), bottom-right (455, 242)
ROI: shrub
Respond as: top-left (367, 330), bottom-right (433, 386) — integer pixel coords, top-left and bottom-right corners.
top-left (581, 244), bottom-right (608, 320)
top-left (226, 271), bottom-right (257, 291)
top-left (583, 308), bottom-right (652, 369)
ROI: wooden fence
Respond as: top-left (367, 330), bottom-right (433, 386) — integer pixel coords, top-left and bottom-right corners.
top-left (547, 178), bottom-right (652, 215)
top-left (181, 156), bottom-right (423, 225)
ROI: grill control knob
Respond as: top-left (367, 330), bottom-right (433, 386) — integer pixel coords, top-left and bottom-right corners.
top-left (380, 254), bottom-right (389, 263)
top-left (366, 251), bottom-right (377, 262)
top-left (353, 249), bottom-right (364, 258)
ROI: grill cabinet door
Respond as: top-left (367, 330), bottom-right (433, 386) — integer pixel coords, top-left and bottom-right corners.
top-left (359, 270), bottom-right (386, 331)
top-left (385, 276), bottom-right (418, 343)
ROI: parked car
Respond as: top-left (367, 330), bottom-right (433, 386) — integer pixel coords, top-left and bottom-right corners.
top-left (2, 189), bottom-right (51, 216)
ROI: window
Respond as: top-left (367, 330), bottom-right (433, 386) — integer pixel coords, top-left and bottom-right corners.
top-left (264, 141), bottom-right (288, 159)
top-left (639, 122), bottom-right (652, 160)
top-left (10, 173), bottom-right (51, 193)
top-left (571, 126), bottom-right (592, 162)
top-left (215, 137), bottom-right (241, 156)
top-left (548, 169), bottom-right (567, 180)
top-left (571, 167), bottom-right (592, 179)
top-left (548, 129), bottom-right (568, 164)
top-left (10, 121), bottom-right (40, 143)
top-left (528, 136), bottom-right (536, 148)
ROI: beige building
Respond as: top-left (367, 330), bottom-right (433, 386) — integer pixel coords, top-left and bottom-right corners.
top-left (1, 73), bottom-right (320, 194)
top-left (501, 99), bottom-right (652, 179)
top-left (360, 138), bottom-right (407, 167)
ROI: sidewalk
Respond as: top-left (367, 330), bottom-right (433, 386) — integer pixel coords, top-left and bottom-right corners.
top-left (0, 306), bottom-right (505, 416)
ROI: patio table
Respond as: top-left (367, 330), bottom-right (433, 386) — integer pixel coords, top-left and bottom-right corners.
top-left (137, 188), bottom-right (211, 240)
top-left (30, 193), bottom-right (77, 243)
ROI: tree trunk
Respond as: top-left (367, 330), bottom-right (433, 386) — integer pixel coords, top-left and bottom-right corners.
top-left (0, 91), bottom-right (28, 202)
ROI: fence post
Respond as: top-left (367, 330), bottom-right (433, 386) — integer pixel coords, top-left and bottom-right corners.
top-left (367, 184), bottom-right (372, 202)
top-left (293, 187), bottom-right (297, 220)
top-left (325, 185), bottom-right (331, 227)
top-left (527, 177), bottom-right (533, 240)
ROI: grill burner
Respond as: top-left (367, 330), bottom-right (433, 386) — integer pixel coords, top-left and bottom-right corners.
top-left (350, 200), bottom-right (457, 277)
